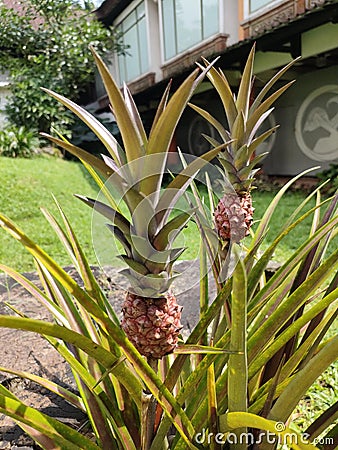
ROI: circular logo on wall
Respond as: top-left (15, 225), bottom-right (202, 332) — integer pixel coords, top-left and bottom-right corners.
top-left (295, 85), bottom-right (338, 161)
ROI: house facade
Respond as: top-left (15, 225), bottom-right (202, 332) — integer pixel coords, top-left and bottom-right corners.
top-left (94, 0), bottom-right (338, 176)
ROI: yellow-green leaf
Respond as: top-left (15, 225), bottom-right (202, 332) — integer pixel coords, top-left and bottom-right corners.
top-left (90, 47), bottom-right (144, 163)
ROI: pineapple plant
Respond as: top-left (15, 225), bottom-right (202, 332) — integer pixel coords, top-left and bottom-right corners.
top-left (41, 48), bottom-right (230, 360)
top-left (0, 45), bottom-right (335, 450)
top-left (189, 45), bottom-right (299, 245)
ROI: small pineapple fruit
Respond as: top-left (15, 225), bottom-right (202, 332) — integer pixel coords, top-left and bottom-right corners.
top-left (121, 292), bottom-right (182, 359)
top-left (214, 192), bottom-right (254, 243)
top-left (190, 45), bottom-right (297, 244)
top-left (43, 48), bottom-right (230, 359)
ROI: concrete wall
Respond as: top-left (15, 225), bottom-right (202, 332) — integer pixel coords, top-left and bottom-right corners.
top-left (0, 73), bottom-right (11, 130)
top-left (262, 65), bottom-right (338, 175)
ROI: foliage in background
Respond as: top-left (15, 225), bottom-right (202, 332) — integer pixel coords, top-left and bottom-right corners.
top-left (317, 164), bottom-right (338, 196)
top-left (0, 125), bottom-right (39, 158)
top-left (0, 0), bottom-right (124, 139)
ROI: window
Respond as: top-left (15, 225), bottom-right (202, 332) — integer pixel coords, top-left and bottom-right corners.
top-left (161, 0), bottom-right (219, 61)
top-left (117, 1), bottom-right (149, 83)
top-left (249, 0), bottom-right (275, 13)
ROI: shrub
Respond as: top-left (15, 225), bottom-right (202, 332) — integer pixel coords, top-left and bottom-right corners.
top-left (317, 164), bottom-right (338, 196)
top-left (0, 126), bottom-right (39, 158)
top-left (0, 0), bottom-right (124, 138)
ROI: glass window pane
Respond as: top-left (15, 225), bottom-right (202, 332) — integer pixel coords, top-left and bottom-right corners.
top-left (250, 0), bottom-right (273, 13)
top-left (124, 10), bottom-right (136, 31)
top-left (137, 1), bottom-right (145, 19)
top-left (202, 0), bottom-right (219, 38)
top-left (117, 1), bottom-right (149, 83)
top-left (162, 0), bottom-right (176, 60)
top-left (124, 27), bottom-right (140, 81)
top-left (176, 0), bottom-right (201, 53)
top-left (118, 53), bottom-right (126, 84)
top-left (138, 17), bottom-right (149, 73)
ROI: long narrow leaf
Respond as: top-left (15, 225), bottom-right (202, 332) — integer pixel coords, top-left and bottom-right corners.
top-left (207, 363), bottom-right (220, 450)
top-left (0, 366), bottom-right (84, 411)
top-left (200, 59), bottom-right (237, 128)
top-left (75, 195), bottom-right (131, 237)
top-left (236, 44), bottom-right (255, 119)
top-left (42, 89), bottom-right (122, 164)
top-left (248, 289), bottom-right (338, 379)
top-left (249, 167), bottom-right (320, 251)
top-left (90, 47), bottom-right (143, 163)
top-left (248, 248), bottom-right (338, 362)
top-left (250, 56), bottom-right (301, 113)
top-left (149, 80), bottom-right (172, 138)
top-left (123, 83), bottom-right (148, 148)
top-left (305, 402), bottom-right (338, 441)
top-left (268, 334), bottom-right (338, 423)
top-left (156, 143), bottom-right (233, 226)
top-left (188, 102), bottom-right (230, 142)
top-left (142, 61), bottom-right (217, 197)
top-left (41, 133), bottom-right (114, 178)
top-left (246, 81), bottom-right (295, 138)
top-left (0, 385), bottom-right (100, 450)
top-left (0, 264), bottom-right (66, 324)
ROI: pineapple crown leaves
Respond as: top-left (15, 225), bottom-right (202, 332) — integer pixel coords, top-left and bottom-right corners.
top-left (118, 264), bottom-right (178, 297)
top-left (42, 47), bottom-right (228, 217)
top-left (90, 46), bottom-right (221, 197)
top-left (191, 45), bottom-right (299, 192)
top-left (42, 47), bottom-right (233, 294)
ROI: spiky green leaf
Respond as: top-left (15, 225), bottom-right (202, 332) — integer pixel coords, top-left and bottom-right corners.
top-left (236, 44), bottom-right (255, 119)
top-left (90, 47), bottom-right (144, 163)
top-left (41, 133), bottom-right (114, 178)
top-left (200, 58), bottom-right (237, 128)
top-left (247, 81), bottom-right (295, 138)
top-left (75, 195), bottom-right (131, 237)
top-left (41, 89), bottom-right (123, 164)
top-left (250, 56), bottom-right (301, 113)
top-left (188, 102), bottom-right (230, 142)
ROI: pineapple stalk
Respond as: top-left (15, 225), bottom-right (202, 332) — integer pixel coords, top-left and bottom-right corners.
top-left (142, 357), bottom-right (158, 450)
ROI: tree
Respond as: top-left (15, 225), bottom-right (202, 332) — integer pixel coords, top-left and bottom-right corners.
top-left (0, 0), bottom-right (123, 138)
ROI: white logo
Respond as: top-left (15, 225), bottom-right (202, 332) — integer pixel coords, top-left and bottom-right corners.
top-left (295, 85), bottom-right (338, 161)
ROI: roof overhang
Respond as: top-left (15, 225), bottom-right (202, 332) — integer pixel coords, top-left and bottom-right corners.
top-left (95, 0), bottom-right (133, 26)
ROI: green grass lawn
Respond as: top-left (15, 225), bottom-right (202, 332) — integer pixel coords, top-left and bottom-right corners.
top-left (0, 156), bottom-right (100, 271)
top-left (0, 155), bottom-right (330, 272)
